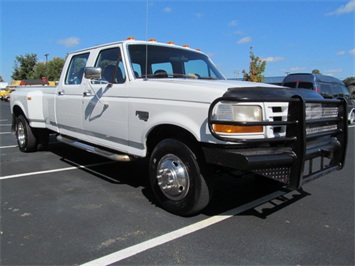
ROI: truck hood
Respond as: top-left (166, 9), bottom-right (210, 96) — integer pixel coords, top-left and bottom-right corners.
top-left (137, 78), bottom-right (323, 103)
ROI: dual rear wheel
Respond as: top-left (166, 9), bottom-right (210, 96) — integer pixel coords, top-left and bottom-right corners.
top-left (15, 115), bottom-right (48, 152)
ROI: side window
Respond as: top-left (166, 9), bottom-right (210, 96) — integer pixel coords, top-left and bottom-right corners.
top-left (283, 82), bottom-right (297, 88)
top-left (331, 85), bottom-right (340, 98)
top-left (297, 82), bottom-right (313, 89)
top-left (65, 53), bottom-right (89, 85)
top-left (318, 83), bottom-right (333, 98)
top-left (95, 47), bottom-right (126, 84)
top-left (332, 85), bottom-right (350, 98)
top-left (339, 85), bottom-right (350, 99)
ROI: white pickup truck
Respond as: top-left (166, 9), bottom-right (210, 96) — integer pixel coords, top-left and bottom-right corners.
top-left (10, 39), bottom-right (348, 216)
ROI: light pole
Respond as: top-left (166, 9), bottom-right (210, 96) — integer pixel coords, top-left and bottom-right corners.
top-left (44, 53), bottom-right (49, 81)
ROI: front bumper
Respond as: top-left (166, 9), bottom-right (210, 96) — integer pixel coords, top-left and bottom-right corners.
top-left (206, 95), bottom-right (348, 190)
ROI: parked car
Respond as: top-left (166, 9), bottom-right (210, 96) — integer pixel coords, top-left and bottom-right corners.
top-left (1, 86), bottom-right (17, 102)
top-left (0, 88), bottom-right (7, 99)
top-left (282, 73), bottom-right (355, 124)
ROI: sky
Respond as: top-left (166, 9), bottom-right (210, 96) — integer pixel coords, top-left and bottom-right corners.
top-left (0, 0), bottom-right (354, 82)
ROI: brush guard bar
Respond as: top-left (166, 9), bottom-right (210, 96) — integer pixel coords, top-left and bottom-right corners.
top-left (206, 95), bottom-right (348, 190)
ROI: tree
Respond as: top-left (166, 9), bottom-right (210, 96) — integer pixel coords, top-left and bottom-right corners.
top-left (242, 47), bottom-right (266, 82)
top-left (32, 62), bottom-right (47, 80)
top-left (11, 53), bottom-right (38, 80)
top-left (47, 57), bottom-right (65, 80)
top-left (312, 69), bottom-right (321, 74)
top-left (344, 76), bottom-right (355, 95)
top-left (0, 76), bottom-right (4, 82)
top-left (16, 56), bottom-right (65, 81)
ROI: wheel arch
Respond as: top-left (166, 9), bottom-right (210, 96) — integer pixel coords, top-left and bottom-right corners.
top-left (146, 124), bottom-right (201, 157)
top-left (11, 105), bottom-right (27, 133)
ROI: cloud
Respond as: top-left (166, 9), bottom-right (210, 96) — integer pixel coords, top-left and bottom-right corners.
top-left (324, 69), bottom-right (343, 75)
top-left (164, 7), bottom-right (172, 13)
top-left (349, 48), bottom-right (355, 55)
top-left (284, 67), bottom-right (306, 72)
top-left (58, 37), bottom-right (80, 47)
top-left (261, 56), bottom-right (285, 63)
top-left (237, 36), bottom-right (251, 44)
top-left (327, 0), bottom-right (355, 15)
top-left (195, 13), bottom-right (203, 19)
top-left (233, 30), bottom-right (244, 35)
top-left (228, 20), bottom-right (238, 26)
top-left (336, 50), bottom-right (345, 56)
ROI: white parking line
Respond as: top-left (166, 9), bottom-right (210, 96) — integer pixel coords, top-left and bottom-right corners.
top-left (0, 124), bottom-right (12, 126)
top-left (80, 189), bottom-right (286, 266)
top-left (0, 160), bottom-right (117, 180)
top-left (0, 145), bottom-right (17, 149)
top-left (0, 132), bottom-right (11, 134)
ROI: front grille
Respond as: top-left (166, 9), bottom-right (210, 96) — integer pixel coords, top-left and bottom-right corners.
top-left (264, 102), bottom-right (288, 138)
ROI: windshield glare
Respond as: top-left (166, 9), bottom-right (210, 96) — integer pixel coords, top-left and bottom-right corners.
top-left (128, 44), bottom-right (225, 80)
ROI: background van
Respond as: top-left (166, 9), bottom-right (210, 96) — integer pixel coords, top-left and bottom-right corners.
top-left (282, 73), bottom-right (354, 124)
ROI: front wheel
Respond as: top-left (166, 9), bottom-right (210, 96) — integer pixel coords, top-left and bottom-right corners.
top-left (149, 139), bottom-right (213, 216)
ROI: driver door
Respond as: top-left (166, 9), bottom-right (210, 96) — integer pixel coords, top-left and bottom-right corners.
top-left (82, 46), bottom-right (129, 153)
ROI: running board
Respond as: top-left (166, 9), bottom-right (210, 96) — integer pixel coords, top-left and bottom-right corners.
top-left (57, 135), bottom-right (136, 162)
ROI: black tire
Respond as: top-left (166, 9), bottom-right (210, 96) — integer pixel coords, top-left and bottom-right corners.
top-left (149, 139), bottom-right (213, 216)
top-left (16, 115), bottom-right (37, 152)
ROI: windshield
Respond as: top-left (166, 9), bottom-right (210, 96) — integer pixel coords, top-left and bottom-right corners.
top-left (128, 44), bottom-right (225, 80)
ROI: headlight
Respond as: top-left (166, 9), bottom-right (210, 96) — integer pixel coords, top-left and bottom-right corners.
top-left (213, 103), bottom-right (263, 134)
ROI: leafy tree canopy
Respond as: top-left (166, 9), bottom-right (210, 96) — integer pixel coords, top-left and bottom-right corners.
top-left (12, 54), bottom-right (38, 80)
top-left (242, 47), bottom-right (266, 82)
top-left (32, 57), bottom-right (65, 81)
top-left (312, 69), bottom-right (321, 74)
top-left (12, 54), bottom-right (65, 81)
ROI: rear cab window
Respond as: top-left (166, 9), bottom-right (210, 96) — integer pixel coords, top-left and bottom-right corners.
top-left (65, 53), bottom-right (90, 85)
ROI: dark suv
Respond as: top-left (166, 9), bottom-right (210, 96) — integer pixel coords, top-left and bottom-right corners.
top-left (282, 73), bottom-right (355, 124)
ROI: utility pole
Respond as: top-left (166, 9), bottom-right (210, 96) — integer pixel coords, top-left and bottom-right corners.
top-left (44, 53), bottom-right (49, 81)
top-left (234, 70), bottom-right (240, 79)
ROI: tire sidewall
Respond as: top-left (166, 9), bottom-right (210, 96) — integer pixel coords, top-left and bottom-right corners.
top-left (16, 115), bottom-right (36, 152)
top-left (149, 139), bottom-right (208, 216)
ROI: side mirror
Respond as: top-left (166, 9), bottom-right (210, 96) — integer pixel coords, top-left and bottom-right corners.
top-left (84, 67), bottom-right (102, 80)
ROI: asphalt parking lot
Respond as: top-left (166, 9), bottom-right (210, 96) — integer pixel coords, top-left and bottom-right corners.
top-left (1, 100), bottom-right (354, 265)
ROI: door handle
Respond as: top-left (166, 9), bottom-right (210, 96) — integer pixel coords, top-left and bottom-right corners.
top-left (58, 90), bottom-right (64, 95)
top-left (83, 90), bottom-right (92, 96)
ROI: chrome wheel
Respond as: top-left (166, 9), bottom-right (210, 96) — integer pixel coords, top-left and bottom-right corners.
top-left (149, 139), bottom-right (213, 216)
top-left (17, 120), bottom-right (26, 147)
top-left (15, 115), bottom-right (37, 152)
top-left (156, 154), bottom-right (190, 201)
